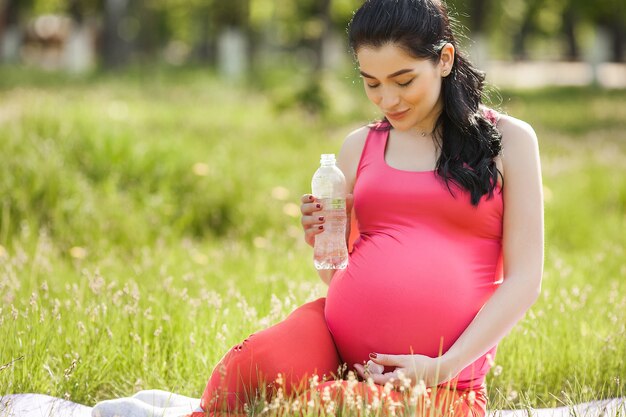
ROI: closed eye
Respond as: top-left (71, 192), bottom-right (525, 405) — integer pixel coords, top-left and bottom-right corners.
top-left (366, 79), bottom-right (414, 89)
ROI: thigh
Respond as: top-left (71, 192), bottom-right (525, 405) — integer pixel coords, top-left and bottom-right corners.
top-left (200, 297), bottom-right (342, 413)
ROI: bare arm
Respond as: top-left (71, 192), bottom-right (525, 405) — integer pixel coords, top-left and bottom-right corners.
top-left (442, 116), bottom-right (545, 375)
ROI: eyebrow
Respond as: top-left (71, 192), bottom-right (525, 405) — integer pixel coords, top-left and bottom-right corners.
top-left (359, 68), bottom-right (414, 79)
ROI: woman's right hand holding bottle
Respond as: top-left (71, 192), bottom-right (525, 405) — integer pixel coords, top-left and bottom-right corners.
top-left (300, 194), bottom-right (324, 248)
top-left (300, 193), bottom-right (354, 248)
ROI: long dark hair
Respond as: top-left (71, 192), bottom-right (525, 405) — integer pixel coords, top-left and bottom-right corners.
top-left (348, 0), bottom-right (502, 206)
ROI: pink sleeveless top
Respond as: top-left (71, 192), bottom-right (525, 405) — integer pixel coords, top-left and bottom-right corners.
top-left (324, 119), bottom-right (504, 390)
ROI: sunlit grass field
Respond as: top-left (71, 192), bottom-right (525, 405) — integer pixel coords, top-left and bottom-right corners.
top-left (0, 66), bottom-right (624, 413)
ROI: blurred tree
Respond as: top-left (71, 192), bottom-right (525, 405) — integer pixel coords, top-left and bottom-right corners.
top-left (0, 0), bottom-right (31, 62)
top-left (593, 0), bottom-right (625, 62)
top-left (511, 0), bottom-right (543, 60)
top-left (561, 0), bottom-right (581, 60)
top-left (101, 0), bottom-right (131, 68)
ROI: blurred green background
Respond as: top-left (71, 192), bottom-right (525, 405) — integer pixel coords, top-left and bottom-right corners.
top-left (0, 0), bottom-right (625, 413)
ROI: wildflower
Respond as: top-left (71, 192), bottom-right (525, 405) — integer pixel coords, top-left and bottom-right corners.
top-left (309, 374), bottom-right (320, 390)
top-left (192, 163), bottom-right (210, 176)
top-left (69, 247), bottom-right (87, 259)
top-left (371, 393), bottom-right (380, 410)
top-left (355, 394), bottom-right (363, 411)
top-left (468, 390), bottom-right (476, 406)
top-left (191, 252), bottom-right (208, 265)
top-left (486, 354), bottom-right (494, 367)
top-left (282, 203), bottom-right (300, 218)
top-left (493, 365), bottom-right (503, 376)
top-left (387, 402), bottom-right (398, 417)
top-left (325, 400), bottom-right (336, 415)
top-left (413, 380), bottom-right (427, 397)
top-left (253, 237), bottom-right (268, 248)
top-left (77, 321), bottom-right (86, 334)
top-left (383, 380), bottom-right (394, 397)
top-left (322, 386), bottom-right (332, 404)
top-left (397, 369), bottom-right (411, 391)
top-left (64, 358), bottom-right (79, 380)
top-left (506, 390), bottom-right (518, 401)
top-left (29, 292), bottom-right (37, 308)
top-left (271, 186), bottom-right (290, 201)
top-left (0, 356), bottom-right (23, 373)
top-left (291, 399), bottom-right (301, 412)
top-left (153, 326), bottom-right (162, 337)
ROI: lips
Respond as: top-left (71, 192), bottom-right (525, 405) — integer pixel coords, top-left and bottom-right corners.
top-left (386, 109), bottom-right (409, 120)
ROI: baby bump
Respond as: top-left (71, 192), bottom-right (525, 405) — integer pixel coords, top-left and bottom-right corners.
top-left (324, 234), bottom-right (500, 369)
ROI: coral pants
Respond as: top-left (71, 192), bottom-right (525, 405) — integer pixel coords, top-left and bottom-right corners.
top-left (190, 298), bottom-right (486, 417)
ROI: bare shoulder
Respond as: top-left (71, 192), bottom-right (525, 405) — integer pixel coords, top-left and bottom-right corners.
top-left (341, 125), bottom-right (370, 154)
top-left (337, 125), bottom-right (370, 191)
top-left (496, 114), bottom-right (540, 172)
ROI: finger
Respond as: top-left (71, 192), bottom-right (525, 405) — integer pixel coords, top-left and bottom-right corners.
top-left (369, 353), bottom-right (402, 367)
top-left (300, 202), bottom-right (324, 215)
top-left (353, 363), bottom-right (366, 379)
top-left (300, 214), bottom-right (325, 227)
top-left (301, 194), bottom-right (316, 203)
top-left (367, 372), bottom-right (394, 386)
top-left (304, 226), bottom-right (324, 242)
top-left (366, 360), bottom-right (384, 375)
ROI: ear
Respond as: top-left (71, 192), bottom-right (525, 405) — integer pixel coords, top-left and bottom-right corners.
top-left (439, 43), bottom-right (455, 76)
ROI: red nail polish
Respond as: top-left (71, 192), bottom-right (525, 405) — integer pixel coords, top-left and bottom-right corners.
top-left (369, 353), bottom-right (377, 359)
top-left (318, 216), bottom-right (324, 221)
top-left (316, 204), bottom-right (321, 209)
top-left (319, 225), bottom-right (324, 230)
top-left (309, 195), bottom-right (314, 201)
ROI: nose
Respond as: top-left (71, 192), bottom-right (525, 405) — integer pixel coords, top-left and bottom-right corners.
top-left (378, 87), bottom-right (401, 110)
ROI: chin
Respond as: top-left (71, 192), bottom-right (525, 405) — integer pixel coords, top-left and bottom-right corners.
top-left (387, 119), bottom-right (414, 131)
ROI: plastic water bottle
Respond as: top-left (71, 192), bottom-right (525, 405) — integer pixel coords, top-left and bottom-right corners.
top-left (311, 154), bottom-right (348, 270)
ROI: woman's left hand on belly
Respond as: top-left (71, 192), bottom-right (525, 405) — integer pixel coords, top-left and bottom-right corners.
top-left (353, 353), bottom-right (455, 387)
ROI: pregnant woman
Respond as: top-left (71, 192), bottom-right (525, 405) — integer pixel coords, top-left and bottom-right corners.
top-left (189, 1), bottom-right (544, 416)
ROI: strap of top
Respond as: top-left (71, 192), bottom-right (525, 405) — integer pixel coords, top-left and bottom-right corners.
top-left (355, 121), bottom-right (389, 179)
top-left (349, 121), bottom-right (389, 253)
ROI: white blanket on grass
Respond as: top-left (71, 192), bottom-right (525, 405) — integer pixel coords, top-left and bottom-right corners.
top-left (1, 392), bottom-right (624, 417)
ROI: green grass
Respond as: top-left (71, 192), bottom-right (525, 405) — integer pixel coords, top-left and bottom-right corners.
top-left (0, 66), bottom-right (624, 413)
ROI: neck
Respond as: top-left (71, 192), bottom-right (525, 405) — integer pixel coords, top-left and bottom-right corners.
top-left (413, 99), bottom-right (444, 138)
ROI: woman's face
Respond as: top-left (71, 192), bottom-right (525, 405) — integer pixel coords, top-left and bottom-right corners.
top-left (356, 43), bottom-right (449, 133)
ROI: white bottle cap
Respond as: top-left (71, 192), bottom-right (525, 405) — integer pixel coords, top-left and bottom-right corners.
top-left (320, 154), bottom-right (336, 165)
